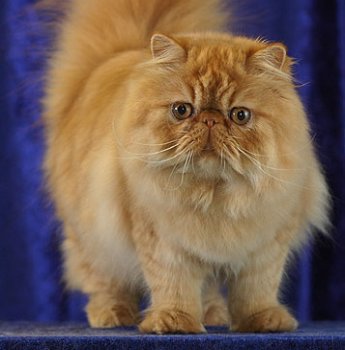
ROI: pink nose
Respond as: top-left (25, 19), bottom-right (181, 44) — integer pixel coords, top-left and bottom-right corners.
top-left (203, 117), bottom-right (216, 128)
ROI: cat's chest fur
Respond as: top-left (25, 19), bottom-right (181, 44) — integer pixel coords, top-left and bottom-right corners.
top-left (140, 174), bottom-right (279, 267)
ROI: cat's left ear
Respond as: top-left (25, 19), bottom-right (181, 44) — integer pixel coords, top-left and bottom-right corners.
top-left (250, 43), bottom-right (292, 75)
top-left (150, 34), bottom-right (186, 63)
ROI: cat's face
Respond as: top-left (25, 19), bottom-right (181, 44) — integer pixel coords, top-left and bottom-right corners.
top-left (124, 33), bottom-right (307, 187)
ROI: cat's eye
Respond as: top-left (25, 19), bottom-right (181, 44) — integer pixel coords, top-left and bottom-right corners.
top-left (229, 107), bottom-right (252, 125)
top-left (171, 102), bottom-right (194, 120)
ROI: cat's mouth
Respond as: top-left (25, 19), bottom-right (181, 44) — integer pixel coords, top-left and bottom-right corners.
top-left (202, 132), bottom-right (215, 152)
top-left (199, 126), bottom-right (225, 155)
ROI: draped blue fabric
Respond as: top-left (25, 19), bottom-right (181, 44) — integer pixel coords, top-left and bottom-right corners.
top-left (0, 0), bottom-right (344, 324)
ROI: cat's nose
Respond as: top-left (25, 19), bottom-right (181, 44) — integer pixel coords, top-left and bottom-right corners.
top-left (203, 118), bottom-right (216, 128)
top-left (201, 111), bottom-right (223, 128)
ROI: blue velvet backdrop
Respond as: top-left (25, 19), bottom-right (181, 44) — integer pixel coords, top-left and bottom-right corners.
top-left (0, 0), bottom-right (344, 323)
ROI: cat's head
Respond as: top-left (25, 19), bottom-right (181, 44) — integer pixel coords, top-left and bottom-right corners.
top-left (122, 33), bottom-right (309, 190)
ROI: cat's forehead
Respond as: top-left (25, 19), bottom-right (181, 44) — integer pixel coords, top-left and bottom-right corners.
top-left (184, 45), bottom-right (247, 108)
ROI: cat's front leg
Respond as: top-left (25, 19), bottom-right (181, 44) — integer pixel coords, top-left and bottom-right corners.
top-left (132, 216), bottom-right (206, 334)
top-left (228, 242), bottom-right (298, 333)
top-left (138, 245), bottom-right (206, 334)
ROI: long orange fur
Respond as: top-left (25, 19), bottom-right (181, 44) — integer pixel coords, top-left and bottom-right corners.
top-left (43, 0), bottom-right (330, 333)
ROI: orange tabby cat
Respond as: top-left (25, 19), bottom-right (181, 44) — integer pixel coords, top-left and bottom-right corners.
top-left (43, 0), bottom-right (330, 333)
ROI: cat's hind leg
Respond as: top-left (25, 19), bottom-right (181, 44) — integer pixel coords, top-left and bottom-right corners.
top-left (62, 227), bottom-right (140, 327)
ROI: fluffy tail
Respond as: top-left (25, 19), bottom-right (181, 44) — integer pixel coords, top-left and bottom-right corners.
top-left (43, 0), bottom-right (228, 124)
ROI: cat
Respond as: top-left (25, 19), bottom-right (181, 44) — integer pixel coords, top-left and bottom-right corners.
top-left (42, 0), bottom-right (330, 334)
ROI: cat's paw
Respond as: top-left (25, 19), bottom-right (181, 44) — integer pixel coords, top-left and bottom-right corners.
top-left (87, 302), bottom-right (138, 328)
top-left (203, 301), bottom-right (229, 326)
top-left (232, 306), bottom-right (298, 333)
top-left (139, 309), bottom-right (206, 334)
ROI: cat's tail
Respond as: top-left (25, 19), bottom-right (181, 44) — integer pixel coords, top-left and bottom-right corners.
top-left (50, 0), bottom-right (229, 65)
top-left (56, 0), bottom-right (228, 50)
top-left (42, 0), bottom-right (228, 125)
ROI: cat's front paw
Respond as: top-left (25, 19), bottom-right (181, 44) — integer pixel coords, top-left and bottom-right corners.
top-left (139, 308), bottom-right (206, 334)
top-left (232, 306), bottom-right (298, 333)
top-left (87, 301), bottom-right (138, 328)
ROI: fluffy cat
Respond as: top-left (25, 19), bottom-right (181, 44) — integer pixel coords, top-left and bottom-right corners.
top-left (43, 0), bottom-right (330, 334)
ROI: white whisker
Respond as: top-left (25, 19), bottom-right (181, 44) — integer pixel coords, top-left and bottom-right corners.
top-left (111, 117), bottom-right (179, 158)
top-left (191, 151), bottom-right (196, 175)
top-left (130, 139), bottom-right (179, 147)
top-left (226, 141), bottom-right (325, 193)
top-left (165, 154), bottom-right (185, 191)
top-left (149, 149), bottom-right (189, 166)
top-left (138, 143), bottom-right (179, 156)
top-left (220, 149), bottom-right (226, 175)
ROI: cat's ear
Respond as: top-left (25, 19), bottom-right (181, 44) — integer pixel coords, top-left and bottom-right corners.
top-left (150, 34), bottom-right (186, 63)
top-left (249, 43), bottom-right (291, 75)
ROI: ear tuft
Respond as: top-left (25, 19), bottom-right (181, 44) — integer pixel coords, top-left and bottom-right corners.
top-left (251, 43), bottom-right (288, 71)
top-left (150, 34), bottom-right (186, 63)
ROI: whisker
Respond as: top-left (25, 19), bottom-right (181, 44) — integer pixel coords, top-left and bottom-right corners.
top-left (220, 149), bottom-right (226, 175)
top-left (222, 144), bottom-right (235, 163)
top-left (113, 146), bottom-right (187, 167)
top-left (190, 150), bottom-right (196, 175)
top-left (116, 142), bottom-right (180, 158)
top-left (165, 153), bottom-right (189, 191)
top-left (165, 145), bottom-right (195, 191)
top-left (130, 139), bottom-right (179, 147)
top-left (238, 148), bottom-right (304, 172)
top-left (227, 132), bottom-right (312, 171)
top-left (111, 117), bottom-right (180, 157)
top-left (137, 143), bottom-right (179, 156)
top-left (149, 148), bottom-right (190, 166)
top-left (230, 134), bottom-right (313, 160)
top-left (178, 151), bottom-right (192, 188)
top-left (226, 142), bottom-right (326, 193)
top-left (165, 154), bottom-right (185, 191)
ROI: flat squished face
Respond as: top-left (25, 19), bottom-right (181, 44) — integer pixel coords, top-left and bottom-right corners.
top-left (127, 33), bottom-right (305, 186)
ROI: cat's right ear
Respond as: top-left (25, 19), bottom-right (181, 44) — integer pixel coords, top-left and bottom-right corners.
top-left (150, 34), bottom-right (186, 63)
